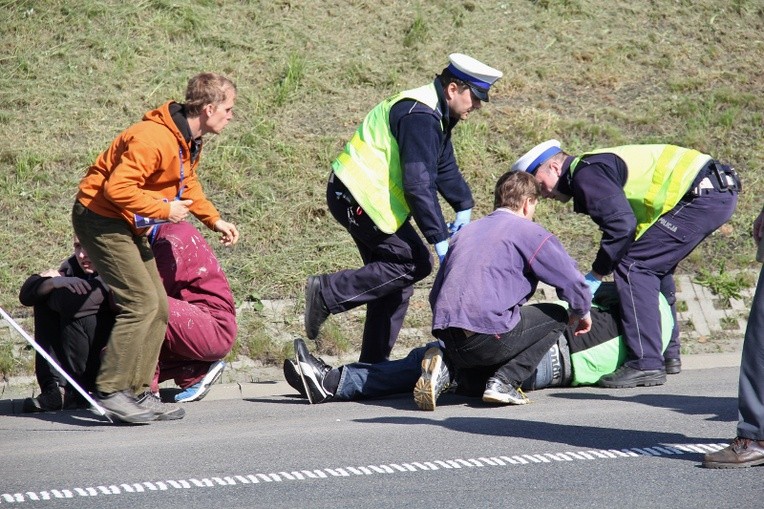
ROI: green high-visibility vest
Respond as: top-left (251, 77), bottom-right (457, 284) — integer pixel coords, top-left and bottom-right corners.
top-left (331, 83), bottom-right (442, 234)
top-left (570, 145), bottom-right (711, 239)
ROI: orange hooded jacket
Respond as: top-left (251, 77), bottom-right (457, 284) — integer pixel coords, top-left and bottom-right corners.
top-left (76, 101), bottom-right (221, 234)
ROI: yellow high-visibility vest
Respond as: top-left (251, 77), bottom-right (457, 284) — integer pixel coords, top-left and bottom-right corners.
top-left (331, 83), bottom-right (442, 233)
top-left (570, 145), bottom-right (711, 239)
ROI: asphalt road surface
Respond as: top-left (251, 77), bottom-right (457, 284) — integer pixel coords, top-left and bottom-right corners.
top-left (2, 365), bottom-right (762, 509)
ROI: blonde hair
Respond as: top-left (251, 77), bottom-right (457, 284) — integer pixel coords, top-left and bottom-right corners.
top-left (184, 73), bottom-right (236, 116)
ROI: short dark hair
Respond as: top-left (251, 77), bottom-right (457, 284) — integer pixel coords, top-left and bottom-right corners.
top-left (436, 68), bottom-right (470, 92)
top-left (493, 170), bottom-right (541, 210)
top-left (184, 73), bottom-right (237, 117)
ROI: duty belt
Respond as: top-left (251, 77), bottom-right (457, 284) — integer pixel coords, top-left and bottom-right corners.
top-left (329, 171), bottom-right (359, 206)
top-left (689, 162), bottom-right (740, 197)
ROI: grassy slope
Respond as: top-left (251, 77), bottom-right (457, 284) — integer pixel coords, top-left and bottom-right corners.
top-left (1, 0), bottom-right (763, 369)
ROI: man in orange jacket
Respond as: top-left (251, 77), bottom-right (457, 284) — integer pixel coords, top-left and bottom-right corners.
top-left (72, 73), bottom-right (239, 423)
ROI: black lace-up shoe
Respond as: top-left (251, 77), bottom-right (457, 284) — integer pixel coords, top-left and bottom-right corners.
top-left (304, 276), bottom-right (330, 340)
top-left (598, 365), bottom-right (666, 388)
top-left (294, 338), bottom-right (334, 404)
top-left (283, 358), bottom-right (308, 398)
top-left (664, 357), bottom-right (682, 375)
top-left (22, 385), bottom-right (64, 413)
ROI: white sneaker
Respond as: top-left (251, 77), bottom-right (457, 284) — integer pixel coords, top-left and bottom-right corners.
top-left (175, 360), bottom-right (226, 403)
top-left (413, 347), bottom-right (451, 411)
top-left (482, 377), bottom-right (529, 405)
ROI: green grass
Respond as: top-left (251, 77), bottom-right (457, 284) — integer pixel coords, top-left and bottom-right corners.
top-left (2, 0), bottom-right (764, 373)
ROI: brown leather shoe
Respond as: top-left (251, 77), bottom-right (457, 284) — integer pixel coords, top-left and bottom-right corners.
top-left (703, 437), bottom-right (764, 469)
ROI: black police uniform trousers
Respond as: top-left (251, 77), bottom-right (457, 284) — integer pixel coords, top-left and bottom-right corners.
top-left (614, 162), bottom-right (739, 371)
top-left (319, 174), bottom-right (433, 363)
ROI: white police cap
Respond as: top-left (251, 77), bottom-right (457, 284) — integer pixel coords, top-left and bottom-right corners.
top-left (446, 53), bottom-right (503, 102)
top-left (512, 139), bottom-right (563, 174)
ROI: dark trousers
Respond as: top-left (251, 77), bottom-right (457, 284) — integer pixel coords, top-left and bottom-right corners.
top-left (438, 303), bottom-right (568, 387)
top-left (321, 175), bottom-right (433, 363)
top-left (33, 305), bottom-right (112, 393)
top-left (737, 265), bottom-right (764, 440)
top-left (614, 183), bottom-right (738, 371)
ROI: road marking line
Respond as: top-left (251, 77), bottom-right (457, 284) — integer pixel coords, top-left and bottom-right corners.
top-left (0, 443), bottom-right (724, 505)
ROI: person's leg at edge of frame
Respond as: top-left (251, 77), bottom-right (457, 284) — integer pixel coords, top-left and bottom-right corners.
top-left (703, 264), bottom-right (764, 468)
top-left (738, 266), bottom-right (764, 440)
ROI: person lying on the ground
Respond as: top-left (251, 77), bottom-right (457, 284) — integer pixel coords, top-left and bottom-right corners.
top-left (284, 285), bottom-right (672, 406)
top-left (19, 236), bottom-right (115, 412)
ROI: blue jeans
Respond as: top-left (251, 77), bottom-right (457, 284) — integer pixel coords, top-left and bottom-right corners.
top-left (333, 339), bottom-right (564, 401)
top-left (334, 342), bottom-right (441, 400)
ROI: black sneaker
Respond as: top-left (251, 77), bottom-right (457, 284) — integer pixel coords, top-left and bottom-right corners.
top-left (413, 347), bottom-right (451, 411)
top-left (96, 390), bottom-right (157, 423)
top-left (304, 276), bottom-right (330, 340)
top-left (294, 338), bottom-right (333, 404)
top-left (482, 377), bottom-right (529, 405)
top-left (136, 392), bottom-right (185, 421)
top-left (22, 385), bottom-right (64, 413)
top-left (283, 358), bottom-right (308, 398)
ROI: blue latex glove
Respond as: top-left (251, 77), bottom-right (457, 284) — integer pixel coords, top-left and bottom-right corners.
top-left (584, 272), bottom-right (601, 297)
top-left (447, 208), bottom-right (472, 237)
top-left (434, 240), bottom-right (449, 263)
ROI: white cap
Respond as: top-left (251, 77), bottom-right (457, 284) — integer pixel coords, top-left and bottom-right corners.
top-left (446, 53), bottom-right (503, 101)
top-left (512, 139), bottom-right (563, 174)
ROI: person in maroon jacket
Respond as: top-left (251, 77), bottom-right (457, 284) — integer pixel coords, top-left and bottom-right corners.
top-left (148, 221), bottom-right (237, 402)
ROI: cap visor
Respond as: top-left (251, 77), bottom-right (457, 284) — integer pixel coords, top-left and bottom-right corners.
top-left (470, 85), bottom-right (489, 102)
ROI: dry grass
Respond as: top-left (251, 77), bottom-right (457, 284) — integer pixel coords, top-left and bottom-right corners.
top-left (2, 0), bottom-right (763, 371)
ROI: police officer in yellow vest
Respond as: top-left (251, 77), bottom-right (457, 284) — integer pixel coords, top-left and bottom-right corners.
top-left (512, 140), bottom-right (739, 388)
top-left (304, 54), bottom-right (502, 363)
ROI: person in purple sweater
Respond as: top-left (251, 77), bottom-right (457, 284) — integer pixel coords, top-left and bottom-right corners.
top-left (418, 170), bottom-right (592, 409)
